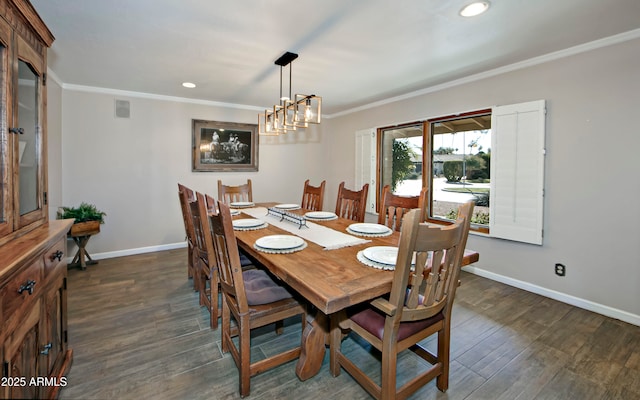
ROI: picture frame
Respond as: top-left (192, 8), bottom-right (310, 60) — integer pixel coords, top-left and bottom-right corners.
top-left (192, 119), bottom-right (258, 172)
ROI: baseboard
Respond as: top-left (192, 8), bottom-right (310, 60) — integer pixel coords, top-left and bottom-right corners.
top-left (66, 241), bottom-right (187, 264)
top-left (464, 266), bottom-right (640, 327)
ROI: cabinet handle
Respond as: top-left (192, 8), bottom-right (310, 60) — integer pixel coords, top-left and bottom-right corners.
top-left (50, 250), bottom-right (64, 262)
top-left (40, 343), bottom-right (53, 355)
top-left (18, 279), bottom-right (37, 295)
top-left (9, 127), bottom-right (24, 134)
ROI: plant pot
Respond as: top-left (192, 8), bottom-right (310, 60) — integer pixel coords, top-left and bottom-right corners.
top-left (69, 220), bottom-right (101, 236)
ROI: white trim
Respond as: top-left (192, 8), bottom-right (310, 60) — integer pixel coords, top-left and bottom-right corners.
top-left (327, 28), bottom-right (640, 118)
top-left (65, 241), bottom-right (186, 264)
top-left (46, 68), bottom-right (63, 86)
top-left (464, 266), bottom-right (640, 327)
top-left (62, 83), bottom-right (264, 111)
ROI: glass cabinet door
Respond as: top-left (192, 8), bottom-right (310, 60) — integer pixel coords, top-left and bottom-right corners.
top-left (17, 59), bottom-right (39, 216)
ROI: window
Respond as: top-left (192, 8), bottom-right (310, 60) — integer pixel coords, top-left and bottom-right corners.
top-left (360, 100), bottom-right (545, 244)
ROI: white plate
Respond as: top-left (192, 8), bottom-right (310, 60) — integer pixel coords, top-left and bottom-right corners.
top-left (255, 235), bottom-right (305, 250)
top-left (362, 246), bottom-right (400, 265)
top-left (230, 201), bottom-right (255, 208)
top-left (305, 211), bottom-right (337, 219)
top-left (230, 209), bottom-right (240, 216)
top-left (348, 223), bottom-right (392, 235)
top-left (362, 246), bottom-right (416, 266)
top-left (274, 203), bottom-right (300, 210)
top-left (232, 219), bottom-right (265, 229)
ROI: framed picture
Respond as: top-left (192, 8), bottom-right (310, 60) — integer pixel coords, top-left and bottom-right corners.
top-left (192, 119), bottom-right (258, 172)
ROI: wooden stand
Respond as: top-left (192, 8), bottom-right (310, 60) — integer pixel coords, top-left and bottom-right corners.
top-left (68, 221), bottom-right (101, 270)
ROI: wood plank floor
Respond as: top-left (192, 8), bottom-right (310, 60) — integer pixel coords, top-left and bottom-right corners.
top-left (59, 248), bottom-right (640, 400)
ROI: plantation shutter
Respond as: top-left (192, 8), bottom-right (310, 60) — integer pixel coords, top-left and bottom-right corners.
top-left (490, 100), bottom-right (546, 245)
top-left (355, 129), bottom-right (377, 213)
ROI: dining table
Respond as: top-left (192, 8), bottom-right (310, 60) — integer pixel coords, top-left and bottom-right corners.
top-left (231, 202), bottom-right (479, 381)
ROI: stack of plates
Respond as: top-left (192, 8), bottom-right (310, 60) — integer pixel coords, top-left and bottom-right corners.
top-left (232, 218), bottom-right (267, 231)
top-left (347, 223), bottom-right (393, 237)
top-left (274, 203), bottom-right (300, 210)
top-left (230, 209), bottom-right (241, 216)
top-left (357, 246), bottom-right (415, 271)
top-left (254, 235), bottom-right (307, 254)
top-left (305, 211), bottom-right (338, 221)
top-left (230, 201), bottom-right (255, 208)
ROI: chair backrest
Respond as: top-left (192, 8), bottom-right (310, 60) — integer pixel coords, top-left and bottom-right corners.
top-left (206, 199), bottom-right (249, 313)
top-left (190, 192), bottom-right (210, 267)
top-left (301, 179), bottom-right (325, 211)
top-left (388, 202), bottom-right (472, 325)
top-left (334, 182), bottom-right (369, 222)
top-left (178, 183), bottom-right (196, 244)
top-left (377, 185), bottom-right (427, 231)
top-left (218, 179), bottom-right (253, 204)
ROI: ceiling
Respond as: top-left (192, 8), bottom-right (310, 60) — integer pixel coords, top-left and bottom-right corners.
top-left (30, 0), bottom-right (640, 116)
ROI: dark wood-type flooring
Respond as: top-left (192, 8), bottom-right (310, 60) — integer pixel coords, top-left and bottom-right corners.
top-left (59, 248), bottom-right (640, 400)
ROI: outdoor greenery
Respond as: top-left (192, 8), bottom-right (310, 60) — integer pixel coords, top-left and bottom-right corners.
top-left (58, 202), bottom-right (106, 224)
top-left (391, 139), bottom-right (416, 191)
top-left (443, 160), bottom-right (463, 182)
top-left (445, 208), bottom-right (490, 225)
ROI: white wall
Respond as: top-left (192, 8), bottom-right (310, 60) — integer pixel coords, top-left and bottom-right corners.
top-left (57, 91), bottom-right (326, 256)
top-left (323, 38), bottom-right (640, 321)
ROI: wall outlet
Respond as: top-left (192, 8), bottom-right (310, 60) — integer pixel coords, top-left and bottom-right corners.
top-left (555, 263), bottom-right (566, 276)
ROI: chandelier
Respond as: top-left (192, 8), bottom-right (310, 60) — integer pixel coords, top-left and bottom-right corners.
top-left (258, 52), bottom-right (321, 135)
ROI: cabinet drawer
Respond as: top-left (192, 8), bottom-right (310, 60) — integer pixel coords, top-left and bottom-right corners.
top-left (44, 237), bottom-right (66, 276)
top-left (1, 259), bottom-right (43, 323)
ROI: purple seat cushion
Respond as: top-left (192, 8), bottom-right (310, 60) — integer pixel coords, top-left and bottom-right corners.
top-left (239, 250), bottom-right (253, 267)
top-left (349, 303), bottom-right (444, 342)
top-left (243, 269), bottom-right (293, 306)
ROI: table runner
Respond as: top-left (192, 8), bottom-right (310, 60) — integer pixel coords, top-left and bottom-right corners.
top-left (241, 207), bottom-right (370, 250)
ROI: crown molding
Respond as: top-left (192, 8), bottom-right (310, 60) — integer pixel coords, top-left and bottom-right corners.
top-left (326, 28), bottom-right (640, 119)
top-left (49, 28), bottom-right (640, 118)
top-left (61, 83), bottom-right (264, 111)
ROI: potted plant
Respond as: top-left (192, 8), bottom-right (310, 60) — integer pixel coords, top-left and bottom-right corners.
top-left (58, 202), bottom-right (106, 236)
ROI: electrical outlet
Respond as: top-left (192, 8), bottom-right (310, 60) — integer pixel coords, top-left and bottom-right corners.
top-left (555, 263), bottom-right (566, 276)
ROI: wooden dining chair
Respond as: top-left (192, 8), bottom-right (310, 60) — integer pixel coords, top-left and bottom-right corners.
top-left (378, 184), bottom-right (427, 231)
top-left (190, 191), bottom-right (222, 329)
top-left (335, 181), bottom-right (369, 222)
top-left (301, 179), bottom-right (326, 211)
top-left (330, 202), bottom-right (474, 400)
top-left (206, 200), bottom-right (307, 397)
top-left (178, 183), bottom-right (197, 288)
top-left (218, 179), bottom-right (253, 204)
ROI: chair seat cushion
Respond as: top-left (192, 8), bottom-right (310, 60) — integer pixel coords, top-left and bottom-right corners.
top-left (243, 269), bottom-right (293, 306)
top-left (349, 304), bottom-right (444, 342)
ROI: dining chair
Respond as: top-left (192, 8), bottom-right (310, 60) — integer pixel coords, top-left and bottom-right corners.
top-left (206, 199), bottom-right (307, 397)
top-left (301, 179), bottom-right (326, 211)
top-left (218, 179), bottom-right (253, 204)
top-left (334, 181), bottom-right (369, 222)
top-left (189, 191), bottom-right (223, 329)
top-left (178, 183), bottom-right (197, 288)
top-left (329, 202), bottom-right (474, 400)
top-left (378, 184), bottom-right (427, 231)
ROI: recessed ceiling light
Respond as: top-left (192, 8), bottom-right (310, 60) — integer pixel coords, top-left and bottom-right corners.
top-left (182, 82), bottom-right (196, 88)
top-left (459, 1), bottom-right (490, 17)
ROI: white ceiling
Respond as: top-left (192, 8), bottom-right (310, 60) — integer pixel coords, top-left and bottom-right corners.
top-left (31, 0), bottom-right (640, 116)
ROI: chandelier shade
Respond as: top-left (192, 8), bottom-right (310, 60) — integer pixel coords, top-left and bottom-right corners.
top-left (258, 52), bottom-right (321, 135)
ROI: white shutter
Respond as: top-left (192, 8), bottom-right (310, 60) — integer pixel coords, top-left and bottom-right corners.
top-left (355, 129), bottom-right (376, 213)
top-left (490, 100), bottom-right (546, 245)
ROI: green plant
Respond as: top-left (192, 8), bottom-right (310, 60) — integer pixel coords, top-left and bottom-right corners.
top-left (58, 202), bottom-right (106, 224)
top-left (443, 160), bottom-right (463, 182)
top-left (443, 208), bottom-right (490, 225)
top-left (391, 139), bottom-right (416, 191)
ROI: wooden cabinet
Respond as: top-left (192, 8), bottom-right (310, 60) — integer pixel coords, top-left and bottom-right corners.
top-left (1, 220), bottom-right (73, 399)
top-left (0, 0), bottom-right (54, 245)
top-left (0, 1), bottom-right (69, 399)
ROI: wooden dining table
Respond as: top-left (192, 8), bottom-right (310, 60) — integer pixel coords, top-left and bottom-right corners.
top-left (232, 203), bottom-right (479, 381)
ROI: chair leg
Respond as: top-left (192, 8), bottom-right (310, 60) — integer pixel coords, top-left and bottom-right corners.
top-left (239, 319), bottom-right (251, 397)
top-left (436, 327), bottom-right (450, 392)
top-left (329, 312), bottom-right (345, 377)
top-left (221, 299), bottom-right (231, 353)
top-left (210, 269), bottom-right (219, 329)
top-left (380, 339), bottom-right (398, 400)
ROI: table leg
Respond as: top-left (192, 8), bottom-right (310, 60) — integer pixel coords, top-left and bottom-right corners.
top-left (295, 309), bottom-right (328, 380)
top-left (68, 235), bottom-right (99, 270)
